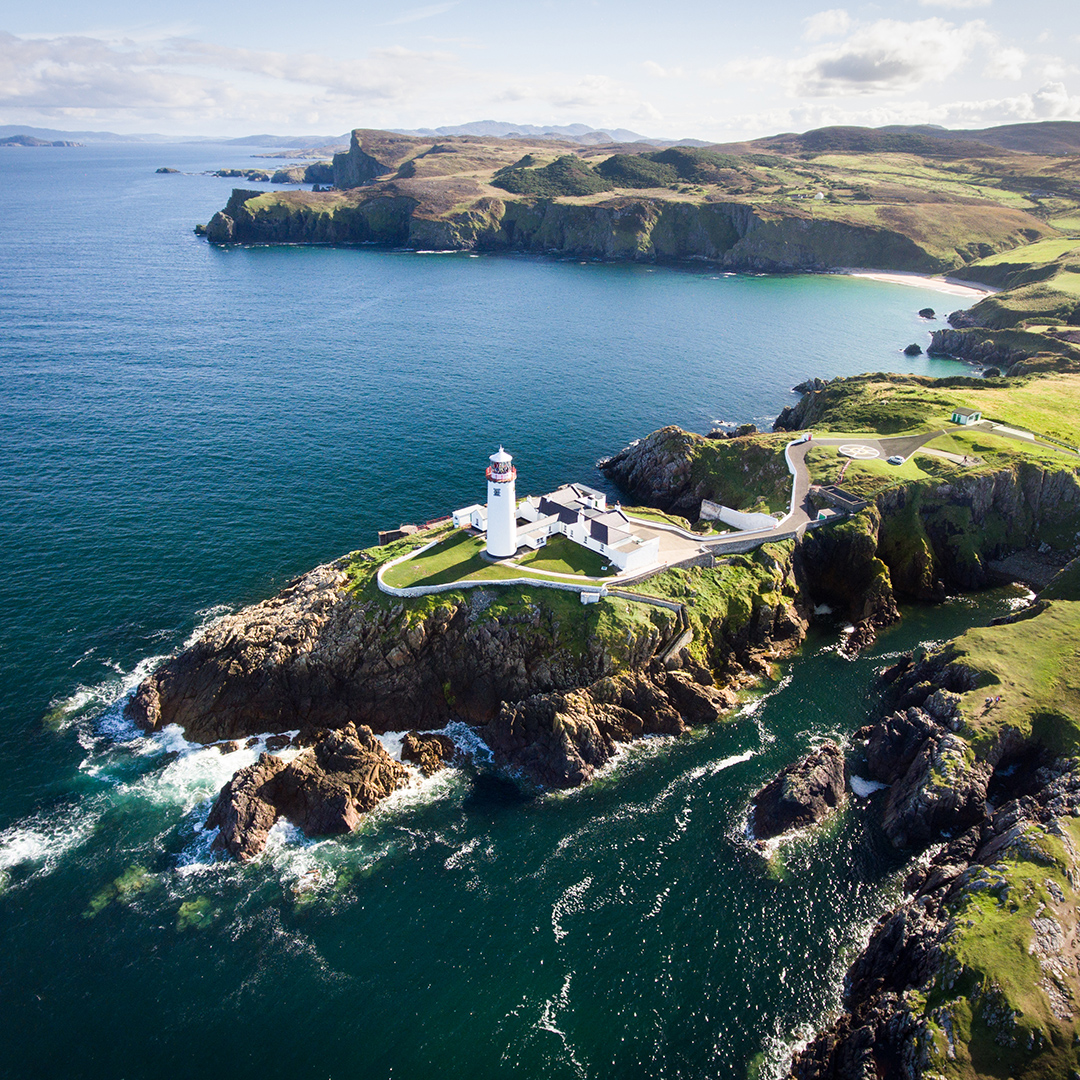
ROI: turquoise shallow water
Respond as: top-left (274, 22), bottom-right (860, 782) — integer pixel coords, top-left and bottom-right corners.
top-left (0, 144), bottom-right (1003, 1078)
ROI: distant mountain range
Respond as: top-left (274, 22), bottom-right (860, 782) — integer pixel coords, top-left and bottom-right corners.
top-left (0, 126), bottom-right (348, 146)
top-left (1, 120), bottom-right (1078, 154)
top-left (389, 121), bottom-right (688, 145)
top-left (0, 134), bottom-right (82, 147)
top-left (880, 121), bottom-right (1080, 155)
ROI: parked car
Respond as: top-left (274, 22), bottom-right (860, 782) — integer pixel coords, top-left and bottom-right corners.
top-left (886, 455), bottom-right (904, 465)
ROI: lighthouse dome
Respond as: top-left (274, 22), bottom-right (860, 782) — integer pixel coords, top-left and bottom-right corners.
top-left (489, 446), bottom-right (512, 464)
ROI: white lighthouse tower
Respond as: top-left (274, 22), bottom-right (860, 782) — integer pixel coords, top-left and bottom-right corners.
top-left (485, 446), bottom-right (518, 558)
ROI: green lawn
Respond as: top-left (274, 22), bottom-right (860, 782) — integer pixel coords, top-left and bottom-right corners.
top-left (959, 372), bottom-right (1080, 447)
top-left (620, 506), bottom-right (694, 530)
top-left (381, 531), bottom-right (523, 588)
top-left (796, 373), bottom-right (1080, 450)
top-left (966, 237), bottom-right (1080, 266)
top-left (517, 534), bottom-right (614, 577)
top-left (381, 528), bottom-right (613, 589)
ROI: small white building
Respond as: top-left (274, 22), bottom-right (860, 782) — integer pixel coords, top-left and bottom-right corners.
top-left (452, 504), bottom-right (487, 531)
top-left (951, 407), bottom-right (982, 426)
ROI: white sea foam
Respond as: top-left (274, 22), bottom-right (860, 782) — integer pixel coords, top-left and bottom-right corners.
top-left (534, 972), bottom-right (588, 1078)
top-left (849, 774), bottom-right (888, 798)
top-left (737, 673), bottom-right (793, 718)
top-left (375, 730), bottom-right (408, 761)
top-left (0, 806), bottom-right (101, 889)
top-left (49, 604), bottom-right (233, 735)
top-left (444, 836), bottom-right (481, 871)
top-left (551, 876), bottom-right (592, 943)
top-left (442, 720), bottom-right (493, 763)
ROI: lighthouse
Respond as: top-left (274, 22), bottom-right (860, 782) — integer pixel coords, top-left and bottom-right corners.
top-left (485, 446), bottom-right (518, 558)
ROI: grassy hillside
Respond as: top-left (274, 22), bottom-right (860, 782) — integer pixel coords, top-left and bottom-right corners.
top-left (203, 121), bottom-right (1080, 273)
top-left (786, 371), bottom-right (1080, 447)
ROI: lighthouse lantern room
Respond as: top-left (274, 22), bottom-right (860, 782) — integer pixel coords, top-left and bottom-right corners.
top-left (485, 447), bottom-right (518, 558)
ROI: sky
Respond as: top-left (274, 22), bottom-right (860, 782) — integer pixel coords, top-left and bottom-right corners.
top-left (1, 0), bottom-right (1078, 140)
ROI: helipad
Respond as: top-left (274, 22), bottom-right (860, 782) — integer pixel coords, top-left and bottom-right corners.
top-left (838, 444), bottom-right (880, 460)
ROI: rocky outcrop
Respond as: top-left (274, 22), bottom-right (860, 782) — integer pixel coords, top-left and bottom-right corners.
top-left (482, 667), bottom-right (737, 788)
top-left (401, 731), bottom-right (455, 776)
top-left (929, 326), bottom-right (1035, 369)
top-left (799, 506), bottom-right (902, 650)
top-left (126, 561), bottom-right (662, 745)
top-left (331, 130), bottom-right (425, 188)
top-left (598, 427), bottom-right (701, 510)
top-left (202, 187), bottom-right (418, 247)
top-left (789, 764), bottom-right (1080, 1080)
top-left (751, 741), bottom-right (847, 839)
top-left (205, 723), bottom-right (409, 859)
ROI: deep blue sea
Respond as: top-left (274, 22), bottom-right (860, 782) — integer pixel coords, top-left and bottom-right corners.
top-left (0, 142), bottom-right (1015, 1079)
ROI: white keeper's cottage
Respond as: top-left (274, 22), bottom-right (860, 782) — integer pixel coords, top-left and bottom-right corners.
top-left (452, 448), bottom-right (661, 573)
top-left (951, 407), bottom-right (982, 426)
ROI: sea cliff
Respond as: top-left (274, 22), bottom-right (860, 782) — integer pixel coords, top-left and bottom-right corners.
top-left (201, 186), bottom-right (1044, 274)
top-left (128, 534), bottom-right (807, 855)
top-left (788, 573), bottom-right (1080, 1080)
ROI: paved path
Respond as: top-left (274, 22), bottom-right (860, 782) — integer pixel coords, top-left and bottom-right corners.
top-left (971, 419), bottom-right (1079, 457)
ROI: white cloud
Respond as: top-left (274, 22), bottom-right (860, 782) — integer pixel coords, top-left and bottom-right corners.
top-left (795, 18), bottom-right (993, 95)
top-left (802, 9), bottom-right (852, 43)
top-left (717, 77), bottom-right (1080, 139)
top-left (983, 46), bottom-right (1026, 81)
top-left (0, 30), bottom-right (469, 130)
top-left (642, 60), bottom-right (683, 78)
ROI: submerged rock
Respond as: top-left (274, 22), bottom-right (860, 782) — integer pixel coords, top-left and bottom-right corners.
top-left (751, 741), bottom-right (847, 839)
top-left (206, 723), bottom-right (408, 859)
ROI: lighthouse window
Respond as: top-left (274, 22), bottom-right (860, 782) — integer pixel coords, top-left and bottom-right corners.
top-left (492, 488), bottom-right (501, 496)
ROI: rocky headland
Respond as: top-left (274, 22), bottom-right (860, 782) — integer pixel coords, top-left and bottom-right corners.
top-left (128, 533), bottom-right (807, 857)
top-left (121, 259), bottom-right (1080, 1074)
top-left (784, 562), bottom-right (1080, 1079)
top-left (193, 125), bottom-right (1070, 277)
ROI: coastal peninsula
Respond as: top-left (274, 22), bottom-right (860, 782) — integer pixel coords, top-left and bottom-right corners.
top-left (194, 123), bottom-right (1080, 279)
top-left (136, 180), bottom-right (1080, 1077)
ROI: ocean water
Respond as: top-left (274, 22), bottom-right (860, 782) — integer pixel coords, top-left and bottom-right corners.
top-left (0, 143), bottom-right (1005, 1079)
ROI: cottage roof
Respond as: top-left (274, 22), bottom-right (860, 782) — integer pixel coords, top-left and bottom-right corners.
top-left (538, 497), bottom-right (580, 525)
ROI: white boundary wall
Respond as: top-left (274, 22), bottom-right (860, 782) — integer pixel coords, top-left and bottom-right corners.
top-left (716, 506), bottom-right (781, 532)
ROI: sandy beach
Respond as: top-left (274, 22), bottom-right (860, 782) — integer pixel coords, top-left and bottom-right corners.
top-left (837, 269), bottom-right (995, 297)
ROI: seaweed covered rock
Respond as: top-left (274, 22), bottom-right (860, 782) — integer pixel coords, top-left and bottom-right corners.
top-left (751, 741), bottom-right (847, 839)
